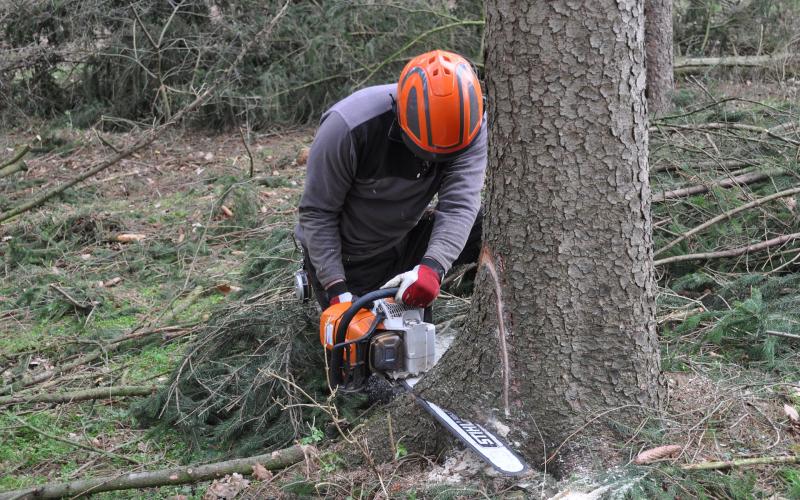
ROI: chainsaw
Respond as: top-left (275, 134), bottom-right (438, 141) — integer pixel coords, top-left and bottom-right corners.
top-left (305, 283), bottom-right (528, 475)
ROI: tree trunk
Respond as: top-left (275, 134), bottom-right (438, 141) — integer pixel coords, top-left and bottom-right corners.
top-left (645, 0), bottom-right (674, 115)
top-left (417, 0), bottom-right (663, 477)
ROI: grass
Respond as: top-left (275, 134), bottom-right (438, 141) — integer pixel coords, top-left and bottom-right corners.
top-left (0, 125), bottom-right (311, 498)
top-left (3, 81), bottom-right (800, 497)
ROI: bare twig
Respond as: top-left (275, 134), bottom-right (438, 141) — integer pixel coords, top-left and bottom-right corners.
top-left (651, 159), bottom-right (755, 173)
top-left (681, 455), bottom-right (799, 471)
top-left (764, 330), bottom-right (800, 341)
top-left (9, 415), bottom-right (142, 465)
top-left (656, 186), bottom-right (800, 256)
top-left (48, 283), bottom-right (93, 311)
top-left (652, 122), bottom-right (800, 146)
top-left (356, 19), bottom-right (484, 86)
top-left (655, 231), bottom-right (800, 266)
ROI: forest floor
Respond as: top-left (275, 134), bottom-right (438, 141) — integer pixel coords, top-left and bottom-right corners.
top-left (1, 78), bottom-right (800, 499)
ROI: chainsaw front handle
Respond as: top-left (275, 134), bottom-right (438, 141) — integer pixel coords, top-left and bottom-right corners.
top-left (329, 287), bottom-right (399, 387)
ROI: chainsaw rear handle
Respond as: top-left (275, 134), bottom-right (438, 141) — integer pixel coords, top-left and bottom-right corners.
top-left (329, 288), bottom-right (399, 388)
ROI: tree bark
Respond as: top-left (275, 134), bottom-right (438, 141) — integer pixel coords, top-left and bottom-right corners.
top-left (417, 0), bottom-right (663, 477)
top-left (645, 0), bottom-right (674, 115)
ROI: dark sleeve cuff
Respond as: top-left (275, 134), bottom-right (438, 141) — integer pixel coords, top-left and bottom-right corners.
top-left (325, 281), bottom-right (348, 296)
top-left (420, 257), bottom-right (445, 282)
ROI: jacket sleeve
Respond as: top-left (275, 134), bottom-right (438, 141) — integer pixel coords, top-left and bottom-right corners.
top-left (424, 121), bottom-right (487, 274)
top-left (298, 111), bottom-right (356, 288)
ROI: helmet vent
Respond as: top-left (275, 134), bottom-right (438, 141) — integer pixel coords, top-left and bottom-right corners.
top-left (433, 68), bottom-right (439, 76)
top-left (444, 68), bottom-right (451, 75)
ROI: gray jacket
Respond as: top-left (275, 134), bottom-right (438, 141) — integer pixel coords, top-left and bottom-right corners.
top-left (295, 84), bottom-right (487, 288)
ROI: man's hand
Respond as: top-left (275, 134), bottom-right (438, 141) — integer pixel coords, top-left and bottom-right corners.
top-left (382, 263), bottom-right (441, 308)
top-left (326, 281), bottom-right (353, 305)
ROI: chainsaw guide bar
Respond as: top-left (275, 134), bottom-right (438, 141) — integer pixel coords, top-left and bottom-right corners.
top-left (401, 377), bottom-right (528, 476)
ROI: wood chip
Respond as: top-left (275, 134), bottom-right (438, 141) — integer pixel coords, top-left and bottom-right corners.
top-left (102, 277), bottom-right (123, 288)
top-left (116, 233), bottom-right (146, 243)
top-left (784, 403), bottom-right (799, 423)
top-left (252, 462), bottom-right (272, 481)
top-left (215, 284), bottom-right (242, 295)
top-left (634, 444), bottom-right (683, 464)
top-left (296, 147), bottom-right (310, 166)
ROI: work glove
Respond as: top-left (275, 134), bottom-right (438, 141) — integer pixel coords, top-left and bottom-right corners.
top-left (382, 259), bottom-right (443, 308)
top-left (326, 281), bottom-right (354, 306)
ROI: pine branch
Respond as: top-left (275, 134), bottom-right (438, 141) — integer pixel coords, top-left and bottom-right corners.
top-left (0, 1), bottom-right (289, 224)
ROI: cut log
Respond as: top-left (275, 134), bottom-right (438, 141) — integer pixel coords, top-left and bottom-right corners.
top-left (0, 145), bottom-right (30, 179)
top-left (652, 169), bottom-right (783, 202)
top-left (674, 53), bottom-right (797, 72)
top-left (0, 445), bottom-right (307, 499)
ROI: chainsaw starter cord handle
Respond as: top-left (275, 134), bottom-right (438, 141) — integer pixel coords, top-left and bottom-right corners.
top-left (329, 287), bottom-right (399, 387)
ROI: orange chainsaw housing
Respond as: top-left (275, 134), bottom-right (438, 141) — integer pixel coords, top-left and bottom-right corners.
top-left (320, 302), bottom-right (385, 364)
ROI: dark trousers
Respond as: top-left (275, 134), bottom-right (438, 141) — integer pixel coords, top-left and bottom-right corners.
top-left (303, 209), bottom-right (483, 309)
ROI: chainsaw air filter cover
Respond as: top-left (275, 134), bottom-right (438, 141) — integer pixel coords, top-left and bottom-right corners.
top-left (370, 332), bottom-right (403, 372)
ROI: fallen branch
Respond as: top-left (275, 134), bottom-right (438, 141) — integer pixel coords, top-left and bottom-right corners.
top-left (0, 444), bottom-right (307, 499)
top-left (651, 159), bottom-right (755, 173)
top-left (49, 283), bottom-right (94, 312)
top-left (0, 145), bottom-right (29, 179)
top-left (652, 122), bottom-right (800, 146)
top-left (1, 299), bottom-right (203, 395)
top-left (681, 455), bottom-right (799, 471)
top-left (654, 231), bottom-right (800, 266)
top-left (674, 53), bottom-right (797, 71)
top-left (764, 330), bottom-right (800, 341)
top-left (768, 120), bottom-right (800, 137)
top-left (10, 415), bottom-right (141, 466)
top-left (0, 1), bottom-right (289, 225)
top-left (1, 288), bottom-right (207, 394)
top-left (0, 385), bottom-right (156, 406)
top-left (656, 186), bottom-right (800, 256)
top-left (652, 169), bottom-right (783, 203)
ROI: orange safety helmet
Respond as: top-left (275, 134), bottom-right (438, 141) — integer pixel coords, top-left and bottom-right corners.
top-left (396, 50), bottom-right (483, 162)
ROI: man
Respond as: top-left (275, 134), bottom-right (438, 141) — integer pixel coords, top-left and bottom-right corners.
top-left (295, 49), bottom-right (486, 311)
